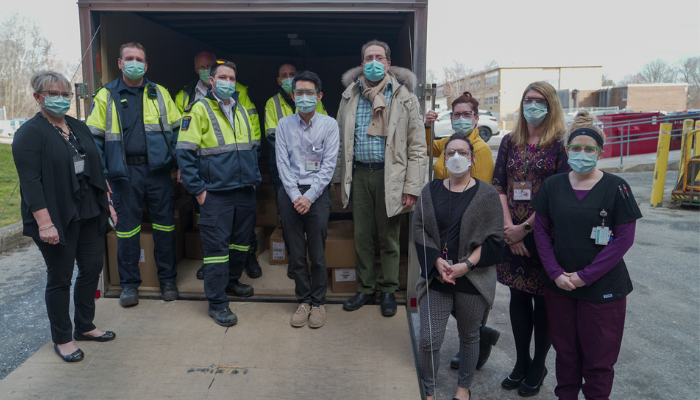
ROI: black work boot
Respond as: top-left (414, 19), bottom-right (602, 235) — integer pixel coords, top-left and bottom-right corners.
top-left (226, 281), bottom-right (254, 297)
top-left (207, 306), bottom-right (238, 327)
top-left (160, 282), bottom-right (179, 301)
top-left (380, 292), bottom-right (397, 317)
top-left (244, 250), bottom-right (262, 278)
top-left (196, 265), bottom-right (205, 280)
top-left (119, 287), bottom-right (139, 308)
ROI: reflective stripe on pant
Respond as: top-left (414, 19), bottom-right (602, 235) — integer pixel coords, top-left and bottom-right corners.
top-left (112, 164), bottom-right (177, 288)
top-left (198, 188), bottom-right (256, 308)
top-left (352, 166), bottom-right (401, 294)
top-left (192, 194), bottom-right (258, 252)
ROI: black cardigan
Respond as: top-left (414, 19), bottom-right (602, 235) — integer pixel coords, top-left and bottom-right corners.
top-left (12, 112), bottom-right (109, 244)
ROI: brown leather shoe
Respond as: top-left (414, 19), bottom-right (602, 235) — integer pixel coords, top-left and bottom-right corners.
top-left (308, 305), bottom-right (326, 329)
top-left (291, 303), bottom-right (311, 328)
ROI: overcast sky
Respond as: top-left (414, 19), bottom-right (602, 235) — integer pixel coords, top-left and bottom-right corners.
top-left (2, 0), bottom-right (698, 83)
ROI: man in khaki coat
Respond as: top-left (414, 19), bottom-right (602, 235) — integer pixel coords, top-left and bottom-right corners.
top-left (333, 40), bottom-right (427, 317)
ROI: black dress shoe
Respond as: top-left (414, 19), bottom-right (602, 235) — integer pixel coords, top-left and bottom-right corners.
top-left (450, 352), bottom-right (460, 369)
top-left (476, 325), bottom-right (500, 370)
top-left (502, 370), bottom-right (528, 390)
top-left (244, 251), bottom-right (263, 278)
top-left (380, 292), bottom-right (397, 317)
top-left (226, 281), bottom-right (254, 297)
top-left (518, 367), bottom-right (547, 397)
top-left (342, 292), bottom-right (375, 311)
top-left (54, 344), bottom-right (84, 362)
top-left (207, 307), bottom-right (238, 327)
top-left (196, 265), bottom-right (205, 280)
top-left (74, 330), bottom-right (116, 342)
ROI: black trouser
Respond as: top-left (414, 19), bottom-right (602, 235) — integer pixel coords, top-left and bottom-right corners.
top-left (278, 186), bottom-right (331, 306)
top-left (112, 164), bottom-right (176, 288)
top-left (35, 217), bottom-right (104, 345)
top-left (198, 188), bottom-right (256, 309)
top-left (192, 196), bottom-right (258, 253)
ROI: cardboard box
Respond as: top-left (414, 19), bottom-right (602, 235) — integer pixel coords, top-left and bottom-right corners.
top-left (327, 220), bottom-right (354, 236)
top-left (330, 267), bottom-right (358, 293)
top-left (107, 230), bottom-right (160, 288)
top-left (325, 234), bottom-right (356, 269)
top-left (255, 226), bottom-right (266, 257)
top-left (185, 230), bottom-right (203, 259)
top-left (174, 197), bottom-right (193, 232)
top-left (257, 199), bottom-right (279, 227)
top-left (269, 227), bottom-right (289, 264)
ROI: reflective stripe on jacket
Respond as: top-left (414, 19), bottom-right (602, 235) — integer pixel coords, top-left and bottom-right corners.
top-left (87, 77), bottom-right (181, 180)
top-left (263, 91), bottom-right (327, 144)
top-left (176, 92), bottom-right (261, 196)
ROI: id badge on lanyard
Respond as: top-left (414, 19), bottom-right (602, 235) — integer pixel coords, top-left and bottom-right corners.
top-left (73, 154), bottom-right (86, 175)
top-left (513, 181), bottom-right (533, 201)
top-left (305, 159), bottom-right (321, 172)
top-left (590, 209), bottom-right (610, 245)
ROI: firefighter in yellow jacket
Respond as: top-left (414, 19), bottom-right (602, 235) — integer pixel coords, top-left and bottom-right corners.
top-left (176, 60), bottom-right (261, 327)
top-left (176, 52), bottom-right (263, 280)
top-left (87, 42), bottom-right (181, 308)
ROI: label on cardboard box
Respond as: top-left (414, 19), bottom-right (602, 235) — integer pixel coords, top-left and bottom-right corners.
top-left (272, 242), bottom-right (286, 260)
top-left (139, 249), bottom-right (145, 263)
top-left (335, 268), bottom-right (356, 282)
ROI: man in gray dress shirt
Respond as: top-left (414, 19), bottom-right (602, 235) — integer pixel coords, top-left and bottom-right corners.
top-left (276, 71), bottom-right (340, 329)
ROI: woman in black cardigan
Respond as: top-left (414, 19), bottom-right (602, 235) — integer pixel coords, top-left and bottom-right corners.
top-left (13, 71), bottom-right (116, 362)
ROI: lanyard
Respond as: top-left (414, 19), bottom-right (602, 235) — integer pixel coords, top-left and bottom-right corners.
top-left (521, 142), bottom-right (539, 177)
top-left (42, 113), bottom-right (86, 157)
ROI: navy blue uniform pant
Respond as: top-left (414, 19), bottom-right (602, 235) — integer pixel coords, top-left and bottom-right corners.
top-left (192, 196), bottom-right (258, 252)
top-left (198, 188), bottom-right (256, 309)
top-left (112, 164), bottom-right (176, 288)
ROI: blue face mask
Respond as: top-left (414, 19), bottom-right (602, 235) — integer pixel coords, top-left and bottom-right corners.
top-left (568, 151), bottom-right (598, 174)
top-left (43, 96), bottom-right (71, 117)
top-left (123, 60), bottom-right (146, 80)
top-left (214, 80), bottom-right (236, 99)
top-left (281, 78), bottom-right (293, 94)
top-left (523, 102), bottom-right (548, 126)
top-left (295, 95), bottom-right (318, 114)
top-left (451, 118), bottom-right (473, 134)
top-left (363, 60), bottom-right (386, 82)
top-left (198, 69), bottom-right (210, 83)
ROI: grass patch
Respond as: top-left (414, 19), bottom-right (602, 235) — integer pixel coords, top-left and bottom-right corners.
top-left (0, 144), bottom-right (22, 228)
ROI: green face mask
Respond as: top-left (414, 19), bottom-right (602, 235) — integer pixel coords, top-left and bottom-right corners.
top-left (281, 78), bottom-right (293, 94)
top-left (198, 69), bottom-right (210, 83)
top-left (123, 60), bottom-right (145, 80)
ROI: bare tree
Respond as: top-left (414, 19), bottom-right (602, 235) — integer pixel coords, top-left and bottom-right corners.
top-left (617, 73), bottom-right (645, 86)
top-left (442, 60), bottom-right (473, 102)
top-left (638, 59), bottom-right (676, 83)
top-left (602, 73), bottom-right (614, 86)
top-left (426, 68), bottom-right (441, 85)
top-left (0, 12), bottom-right (58, 119)
top-left (483, 60), bottom-right (498, 70)
top-left (677, 56), bottom-right (700, 108)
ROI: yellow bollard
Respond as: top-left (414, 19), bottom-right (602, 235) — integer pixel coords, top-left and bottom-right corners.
top-left (650, 123), bottom-right (672, 207)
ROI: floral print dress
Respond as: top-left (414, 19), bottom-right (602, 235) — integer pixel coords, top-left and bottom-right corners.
top-left (492, 133), bottom-right (569, 294)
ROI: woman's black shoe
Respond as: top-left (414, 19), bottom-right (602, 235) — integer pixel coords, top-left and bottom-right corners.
top-left (502, 371), bottom-right (527, 390)
top-left (74, 330), bottom-right (116, 342)
top-left (54, 344), bottom-right (84, 362)
top-left (518, 367), bottom-right (547, 397)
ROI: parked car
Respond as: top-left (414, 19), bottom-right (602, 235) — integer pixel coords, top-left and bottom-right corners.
top-left (432, 110), bottom-right (500, 142)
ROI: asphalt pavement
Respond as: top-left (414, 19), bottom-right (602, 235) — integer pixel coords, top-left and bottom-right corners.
top-left (0, 170), bottom-right (698, 400)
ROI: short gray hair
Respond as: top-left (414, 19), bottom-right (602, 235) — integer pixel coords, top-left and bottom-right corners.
top-left (30, 70), bottom-right (71, 93)
top-left (361, 40), bottom-right (391, 62)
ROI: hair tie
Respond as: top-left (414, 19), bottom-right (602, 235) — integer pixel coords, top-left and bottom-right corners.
top-left (568, 128), bottom-right (604, 147)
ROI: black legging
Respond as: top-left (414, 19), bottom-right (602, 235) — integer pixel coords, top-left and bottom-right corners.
top-left (509, 287), bottom-right (551, 384)
top-left (35, 217), bottom-right (104, 344)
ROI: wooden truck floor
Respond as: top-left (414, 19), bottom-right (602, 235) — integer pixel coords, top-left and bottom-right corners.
top-left (0, 298), bottom-right (420, 399)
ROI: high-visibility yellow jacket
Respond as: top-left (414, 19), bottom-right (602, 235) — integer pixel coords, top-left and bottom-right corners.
top-left (176, 80), bottom-right (260, 143)
top-left (176, 92), bottom-right (261, 196)
top-left (87, 77), bottom-right (181, 180)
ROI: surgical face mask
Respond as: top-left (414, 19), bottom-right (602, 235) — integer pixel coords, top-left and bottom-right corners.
top-left (198, 69), bottom-right (210, 83)
top-left (281, 78), bottom-right (294, 94)
top-left (451, 118), bottom-right (473, 134)
top-left (445, 153), bottom-right (472, 177)
top-left (568, 151), bottom-right (598, 174)
top-left (122, 60), bottom-right (146, 80)
top-left (42, 96), bottom-right (71, 117)
top-left (523, 102), bottom-right (548, 126)
top-left (295, 95), bottom-right (318, 114)
top-left (214, 80), bottom-right (236, 99)
top-left (363, 60), bottom-right (385, 82)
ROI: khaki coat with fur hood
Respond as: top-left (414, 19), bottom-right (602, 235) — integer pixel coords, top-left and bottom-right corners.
top-left (332, 66), bottom-right (427, 217)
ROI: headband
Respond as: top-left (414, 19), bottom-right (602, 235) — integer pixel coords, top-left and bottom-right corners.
top-left (568, 127), bottom-right (604, 148)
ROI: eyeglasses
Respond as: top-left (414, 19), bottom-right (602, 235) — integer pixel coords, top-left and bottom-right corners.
top-left (566, 145), bottom-right (601, 154)
top-left (523, 97), bottom-right (548, 106)
top-left (451, 111), bottom-right (475, 119)
top-left (293, 89), bottom-right (318, 97)
top-left (444, 148), bottom-right (473, 158)
top-left (364, 55), bottom-right (386, 63)
top-left (40, 91), bottom-right (73, 100)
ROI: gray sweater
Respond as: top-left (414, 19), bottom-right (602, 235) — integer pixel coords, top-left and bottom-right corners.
top-left (413, 179), bottom-right (504, 307)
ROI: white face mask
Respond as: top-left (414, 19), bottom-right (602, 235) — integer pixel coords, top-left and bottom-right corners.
top-left (445, 153), bottom-right (471, 177)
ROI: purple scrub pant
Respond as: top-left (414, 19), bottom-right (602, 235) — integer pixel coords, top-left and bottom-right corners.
top-left (544, 287), bottom-right (627, 400)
